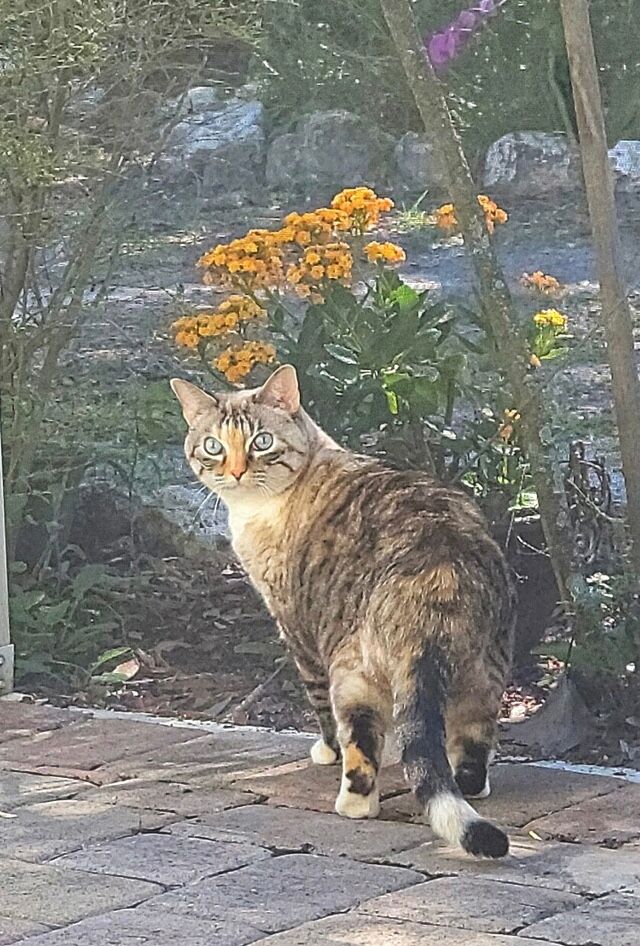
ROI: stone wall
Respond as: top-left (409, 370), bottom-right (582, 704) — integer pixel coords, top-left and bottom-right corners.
top-left (139, 84), bottom-right (640, 204)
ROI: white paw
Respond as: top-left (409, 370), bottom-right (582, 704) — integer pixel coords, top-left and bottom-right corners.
top-left (468, 777), bottom-right (491, 799)
top-left (310, 739), bottom-right (338, 766)
top-left (335, 783), bottom-right (380, 819)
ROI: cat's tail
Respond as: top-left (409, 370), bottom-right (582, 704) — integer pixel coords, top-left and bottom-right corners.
top-left (396, 645), bottom-right (509, 859)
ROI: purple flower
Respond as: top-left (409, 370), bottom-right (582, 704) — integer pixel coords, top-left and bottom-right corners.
top-left (425, 0), bottom-right (503, 72)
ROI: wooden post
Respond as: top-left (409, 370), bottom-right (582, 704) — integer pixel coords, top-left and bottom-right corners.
top-left (0, 411), bottom-right (14, 695)
top-left (559, 0), bottom-right (640, 578)
top-left (379, 0), bottom-right (583, 606)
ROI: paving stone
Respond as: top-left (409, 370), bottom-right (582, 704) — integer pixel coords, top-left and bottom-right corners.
top-left (16, 908), bottom-right (262, 946)
top-left (0, 772), bottom-right (87, 812)
top-left (520, 893), bottom-right (640, 944)
top-left (0, 916), bottom-right (50, 945)
top-left (53, 832), bottom-right (269, 885)
top-left (0, 702), bottom-right (71, 746)
top-left (0, 717), bottom-right (204, 775)
top-left (151, 853), bottom-right (422, 933)
top-left (0, 796), bottom-right (175, 862)
top-left (96, 780), bottom-right (259, 817)
top-left (98, 729), bottom-right (309, 785)
top-left (525, 782), bottom-right (640, 844)
top-left (0, 858), bottom-right (160, 926)
top-left (394, 835), bottom-right (640, 896)
top-left (379, 764), bottom-right (622, 828)
top-left (166, 803), bottom-right (429, 860)
top-left (251, 914), bottom-right (564, 945)
top-left (358, 876), bottom-right (582, 933)
top-left (232, 759), bottom-right (408, 813)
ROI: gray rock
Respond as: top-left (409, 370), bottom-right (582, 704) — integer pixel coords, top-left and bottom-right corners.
top-left (251, 914), bottom-right (565, 946)
top-left (266, 109), bottom-right (394, 192)
top-left (358, 876), bottom-right (582, 934)
top-left (0, 916), bottom-right (50, 945)
top-left (484, 132), bottom-right (581, 194)
top-left (393, 836), bottom-right (640, 898)
top-left (167, 802), bottom-right (428, 860)
top-left (394, 131), bottom-right (447, 193)
top-left (0, 796), bottom-right (175, 862)
top-left (521, 893), bottom-right (640, 945)
top-left (0, 772), bottom-right (87, 811)
top-left (151, 853), bottom-right (421, 933)
top-left (163, 93), bottom-right (265, 196)
top-left (14, 908), bottom-right (261, 946)
top-left (266, 133), bottom-right (308, 189)
top-left (52, 832), bottom-right (269, 886)
top-left (179, 86), bottom-right (222, 114)
top-left (609, 140), bottom-right (640, 187)
top-left (1, 858), bottom-right (159, 926)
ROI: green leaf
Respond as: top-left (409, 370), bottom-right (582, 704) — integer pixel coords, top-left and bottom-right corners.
top-left (325, 344), bottom-right (358, 365)
top-left (40, 600), bottom-right (71, 626)
top-left (72, 564), bottom-right (108, 598)
top-left (90, 646), bottom-right (133, 674)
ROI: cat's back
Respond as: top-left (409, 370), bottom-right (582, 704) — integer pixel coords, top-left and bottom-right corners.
top-left (298, 450), bottom-right (497, 567)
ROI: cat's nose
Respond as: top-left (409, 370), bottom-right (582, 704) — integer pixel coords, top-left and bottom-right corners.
top-left (229, 466), bottom-right (247, 481)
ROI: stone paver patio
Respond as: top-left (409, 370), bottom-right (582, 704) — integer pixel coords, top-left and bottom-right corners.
top-left (1, 701), bottom-right (639, 945)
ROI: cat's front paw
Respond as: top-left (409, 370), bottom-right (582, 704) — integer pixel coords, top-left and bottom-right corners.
top-left (310, 738), bottom-right (339, 765)
top-left (334, 784), bottom-right (380, 819)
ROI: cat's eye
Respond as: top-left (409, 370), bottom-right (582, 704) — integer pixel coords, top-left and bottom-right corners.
top-left (202, 436), bottom-right (224, 457)
top-left (252, 431), bottom-right (274, 452)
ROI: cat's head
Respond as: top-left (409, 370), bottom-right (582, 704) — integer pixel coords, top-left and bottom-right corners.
top-left (170, 365), bottom-right (311, 498)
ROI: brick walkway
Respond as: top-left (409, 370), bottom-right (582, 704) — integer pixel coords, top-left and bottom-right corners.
top-left (1, 701), bottom-right (639, 945)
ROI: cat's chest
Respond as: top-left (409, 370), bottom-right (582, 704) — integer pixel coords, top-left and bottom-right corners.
top-left (227, 501), bottom-right (289, 609)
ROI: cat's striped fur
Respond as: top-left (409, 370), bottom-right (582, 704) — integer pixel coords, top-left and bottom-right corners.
top-left (171, 365), bottom-right (516, 857)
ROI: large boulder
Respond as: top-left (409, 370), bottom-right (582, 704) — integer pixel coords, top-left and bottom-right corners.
top-left (393, 131), bottom-right (447, 194)
top-left (266, 110), bottom-right (394, 192)
top-left (483, 132), bottom-right (581, 195)
top-left (160, 90), bottom-right (265, 197)
top-left (608, 140), bottom-right (640, 187)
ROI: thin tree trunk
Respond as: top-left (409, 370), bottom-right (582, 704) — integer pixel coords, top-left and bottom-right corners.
top-left (559, 0), bottom-right (640, 579)
top-left (379, 0), bottom-right (582, 603)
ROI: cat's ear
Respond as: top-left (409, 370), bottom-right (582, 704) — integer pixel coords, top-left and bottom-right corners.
top-left (170, 378), bottom-right (217, 425)
top-left (255, 365), bottom-right (300, 413)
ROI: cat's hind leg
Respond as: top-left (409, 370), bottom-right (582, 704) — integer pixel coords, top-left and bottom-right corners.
top-left (445, 671), bottom-right (506, 799)
top-left (298, 671), bottom-right (340, 765)
top-left (330, 665), bottom-right (390, 819)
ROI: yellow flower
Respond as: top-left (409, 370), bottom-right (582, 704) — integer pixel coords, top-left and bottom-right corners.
top-left (214, 341), bottom-right (277, 385)
top-left (305, 250), bottom-right (321, 265)
top-left (295, 230), bottom-right (312, 245)
top-left (310, 265), bottom-right (325, 280)
top-left (533, 308), bottom-right (567, 330)
top-left (364, 241), bottom-right (406, 264)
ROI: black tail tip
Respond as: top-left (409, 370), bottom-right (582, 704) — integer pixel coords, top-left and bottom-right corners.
top-left (462, 819), bottom-right (509, 858)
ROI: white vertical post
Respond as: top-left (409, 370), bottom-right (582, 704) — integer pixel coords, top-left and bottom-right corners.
top-left (0, 414), bottom-right (14, 695)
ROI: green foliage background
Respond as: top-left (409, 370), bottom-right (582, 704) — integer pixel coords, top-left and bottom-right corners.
top-left (257, 0), bottom-right (640, 161)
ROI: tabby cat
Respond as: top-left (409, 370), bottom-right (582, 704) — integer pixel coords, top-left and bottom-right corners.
top-left (171, 365), bottom-right (515, 857)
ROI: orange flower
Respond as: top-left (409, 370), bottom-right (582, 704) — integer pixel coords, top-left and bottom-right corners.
top-left (364, 241), bottom-right (406, 264)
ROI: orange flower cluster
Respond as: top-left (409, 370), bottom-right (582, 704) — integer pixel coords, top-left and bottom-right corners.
top-left (197, 230), bottom-right (288, 290)
top-left (214, 340), bottom-right (277, 384)
top-left (331, 187), bottom-right (394, 234)
top-left (435, 195), bottom-right (507, 234)
top-left (364, 241), bottom-right (406, 264)
top-left (286, 243), bottom-right (353, 299)
top-left (521, 271), bottom-right (561, 294)
top-left (282, 208), bottom-right (351, 245)
top-left (477, 194), bottom-right (508, 233)
top-left (172, 296), bottom-right (266, 350)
